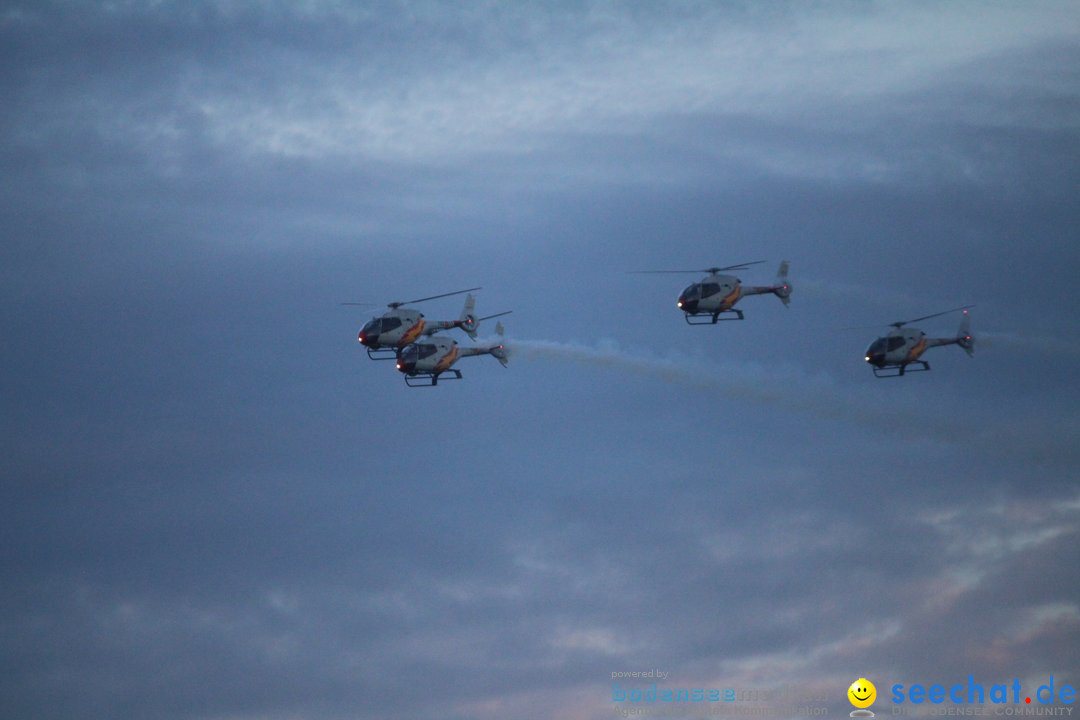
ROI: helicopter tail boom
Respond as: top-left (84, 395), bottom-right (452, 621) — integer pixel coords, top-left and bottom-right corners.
top-left (924, 309), bottom-right (976, 355)
top-left (455, 322), bottom-right (509, 366)
top-left (457, 342), bottom-right (510, 366)
top-left (742, 260), bottom-right (792, 306)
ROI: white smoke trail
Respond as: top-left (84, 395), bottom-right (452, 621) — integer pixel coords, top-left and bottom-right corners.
top-left (492, 336), bottom-right (1080, 460)
top-left (979, 330), bottom-right (1080, 359)
top-left (510, 338), bottom-right (765, 393)
top-left (504, 337), bottom-right (969, 441)
top-left (796, 277), bottom-right (925, 310)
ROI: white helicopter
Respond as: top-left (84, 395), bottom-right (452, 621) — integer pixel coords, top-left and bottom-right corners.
top-left (343, 288), bottom-right (510, 360)
top-left (396, 322), bottom-right (509, 387)
top-left (633, 261), bottom-right (792, 323)
top-left (864, 306), bottom-right (975, 377)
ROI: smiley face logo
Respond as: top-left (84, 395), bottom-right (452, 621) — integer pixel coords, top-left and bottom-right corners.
top-left (848, 678), bottom-right (876, 709)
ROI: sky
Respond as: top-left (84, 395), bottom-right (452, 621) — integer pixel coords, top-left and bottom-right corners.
top-left (2, 2), bottom-right (1079, 719)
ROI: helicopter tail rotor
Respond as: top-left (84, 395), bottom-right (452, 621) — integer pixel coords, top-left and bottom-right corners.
top-left (957, 308), bottom-right (975, 356)
top-left (459, 293), bottom-right (479, 339)
top-left (490, 321), bottom-right (510, 367)
top-left (773, 260), bottom-right (792, 306)
top-left (445, 293), bottom-right (511, 340)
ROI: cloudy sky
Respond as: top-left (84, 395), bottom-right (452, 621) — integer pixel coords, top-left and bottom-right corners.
top-left (2, 2), bottom-right (1079, 719)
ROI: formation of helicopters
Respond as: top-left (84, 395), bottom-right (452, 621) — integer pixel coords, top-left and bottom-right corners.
top-left (346, 263), bottom-right (976, 386)
top-left (342, 288), bottom-right (511, 386)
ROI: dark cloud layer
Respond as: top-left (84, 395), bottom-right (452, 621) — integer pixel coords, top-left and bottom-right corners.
top-left (2, 2), bottom-right (1079, 719)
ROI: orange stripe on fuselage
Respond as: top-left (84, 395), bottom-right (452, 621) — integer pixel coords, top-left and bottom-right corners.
top-left (399, 318), bottom-right (426, 347)
top-left (720, 284), bottom-right (742, 310)
top-left (434, 345), bottom-right (459, 372)
top-left (906, 337), bottom-right (928, 362)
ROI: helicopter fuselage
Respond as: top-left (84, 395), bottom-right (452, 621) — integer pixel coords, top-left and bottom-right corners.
top-left (865, 328), bottom-right (928, 369)
top-left (395, 332), bottom-right (509, 386)
top-left (396, 336), bottom-right (461, 376)
top-left (864, 306), bottom-right (974, 377)
top-left (359, 309), bottom-right (426, 351)
top-left (675, 266), bottom-right (791, 324)
top-left (864, 328), bottom-right (968, 377)
top-left (677, 273), bottom-right (742, 316)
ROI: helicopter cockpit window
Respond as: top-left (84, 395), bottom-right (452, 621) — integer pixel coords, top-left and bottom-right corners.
top-left (417, 344), bottom-right (439, 359)
top-left (700, 283), bottom-right (721, 298)
top-left (887, 337), bottom-right (906, 352)
top-left (867, 339), bottom-right (887, 355)
top-left (362, 318), bottom-right (382, 334)
top-left (400, 345), bottom-right (419, 362)
top-left (681, 284), bottom-right (701, 301)
top-left (381, 316), bottom-right (403, 332)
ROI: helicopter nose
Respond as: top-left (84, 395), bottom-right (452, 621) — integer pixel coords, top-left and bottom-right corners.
top-left (359, 331), bottom-right (375, 347)
top-left (678, 298), bottom-right (698, 313)
top-left (396, 358), bottom-right (414, 374)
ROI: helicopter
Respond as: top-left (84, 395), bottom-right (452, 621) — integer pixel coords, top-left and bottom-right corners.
top-left (633, 261), bottom-right (792, 323)
top-left (864, 306), bottom-right (975, 377)
top-left (396, 322), bottom-right (509, 387)
top-left (343, 288), bottom-right (510, 360)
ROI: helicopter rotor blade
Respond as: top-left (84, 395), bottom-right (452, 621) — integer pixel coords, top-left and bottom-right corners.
top-left (476, 310), bottom-right (512, 322)
top-left (706, 260), bottom-right (767, 273)
top-left (890, 305), bottom-right (975, 328)
top-left (628, 261), bottom-right (767, 275)
top-left (387, 287), bottom-right (482, 309)
top-left (837, 323), bottom-right (887, 332)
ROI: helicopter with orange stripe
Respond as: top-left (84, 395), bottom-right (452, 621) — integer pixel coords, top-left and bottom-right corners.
top-left (632, 261), bottom-right (792, 323)
top-left (864, 306), bottom-right (975, 377)
top-left (343, 288), bottom-right (509, 360)
top-left (396, 322), bottom-right (509, 387)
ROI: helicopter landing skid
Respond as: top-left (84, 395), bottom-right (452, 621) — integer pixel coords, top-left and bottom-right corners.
top-left (684, 310), bottom-right (744, 325)
top-left (404, 369), bottom-right (462, 387)
top-left (366, 347), bottom-right (400, 361)
top-left (872, 361), bottom-right (930, 378)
